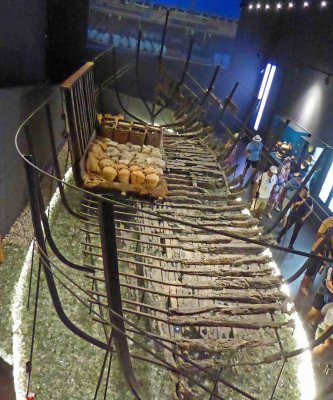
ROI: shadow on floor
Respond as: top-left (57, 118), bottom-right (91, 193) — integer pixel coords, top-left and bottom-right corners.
top-left (0, 358), bottom-right (15, 400)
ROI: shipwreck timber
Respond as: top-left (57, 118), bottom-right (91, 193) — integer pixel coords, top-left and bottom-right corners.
top-left (14, 35), bottom-right (318, 398)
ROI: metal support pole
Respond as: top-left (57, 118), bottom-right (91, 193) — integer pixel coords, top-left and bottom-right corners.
top-left (223, 98), bottom-right (260, 161)
top-left (159, 10), bottom-right (169, 58)
top-left (24, 155), bottom-right (106, 350)
top-left (135, 29), bottom-right (154, 120)
top-left (241, 119), bottom-right (290, 190)
top-left (45, 104), bottom-right (84, 220)
top-left (25, 124), bottom-right (93, 272)
top-left (112, 48), bottom-right (146, 124)
top-left (154, 37), bottom-right (194, 120)
top-left (98, 199), bottom-right (144, 399)
top-left (151, 10), bottom-right (170, 124)
top-left (209, 366), bottom-right (223, 400)
top-left (265, 147), bottom-right (331, 234)
top-left (26, 256), bottom-right (42, 396)
top-left (26, 241), bottom-right (35, 310)
top-left (216, 82), bottom-right (239, 122)
top-left (269, 360), bottom-right (286, 400)
top-left (199, 64), bottom-right (220, 106)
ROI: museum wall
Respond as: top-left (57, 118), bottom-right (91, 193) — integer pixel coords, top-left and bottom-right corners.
top-left (0, 86), bottom-right (64, 236)
top-left (0, 0), bottom-right (47, 87)
top-left (259, 7), bottom-right (333, 146)
top-left (46, 0), bottom-right (90, 83)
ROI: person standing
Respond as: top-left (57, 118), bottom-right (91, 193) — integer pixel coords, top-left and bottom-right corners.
top-left (276, 161), bottom-right (291, 210)
top-left (241, 135), bottom-right (263, 180)
top-left (250, 166), bottom-right (278, 218)
top-left (299, 228), bottom-right (333, 296)
top-left (266, 165), bottom-right (287, 218)
top-left (307, 264), bottom-right (333, 329)
top-left (316, 216), bottom-right (333, 240)
top-left (276, 187), bottom-right (313, 249)
top-left (313, 303), bottom-right (333, 356)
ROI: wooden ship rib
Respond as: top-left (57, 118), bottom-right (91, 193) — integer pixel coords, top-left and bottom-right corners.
top-left (18, 21), bottom-right (309, 400)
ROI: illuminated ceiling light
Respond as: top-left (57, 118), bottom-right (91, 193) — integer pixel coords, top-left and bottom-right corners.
top-left (258, 63), bottom-right (272, 100)
top-left (303, 1), bottom-right (309, 6)
top-left (249, 3), bottom-right (254, 9)
top-left (256, 3), bottom-right (261, 8)
top-left (254, 64), bottom-right (276, 131)
top-left (288, 2), bottom-right (294, 7)
top-left (276, 2), bottom-right (282, 9)
top-left (265, 3), bottom-right (270, 8)
top-left (321, 0), bottom-right (327, 6)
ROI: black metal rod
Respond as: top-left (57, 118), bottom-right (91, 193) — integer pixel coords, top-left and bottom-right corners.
top-left (209, 366), bottom-right (223, 400)
top-left (26, 257), bottom-right (42, 396)
top-left (135, 29), bottom-right (154, 119)
top-left (159, 10), bottom-right (169, 58)
top-left (223, 98), bottom-right (260, 161)
top-left (159, 103), bottom-right (202, 129)
top-left (269, 360), bottom-right (286, 400)
top-left (265, 146), bottom-right (330, 234)
top-left (93, 332), bottom-right (113, 400)
top-left (42, 108), bottom-right (85, 220)
top-left (215, 82), bottom-right (239, 122)
top-left (103, 346), bottom-right (113, 400)
top-left (112, 48), bottom-right (147, 124)
top-left (24, 155), bottom-right (107, 350)
top-left (264, 322), bottom-right (333, 362)
top-left (26, 241), bottom-right (35, 310)
top-left (25, 124), bottom-right (94, 273)
top-left (154, 37), bottom-right (194, 119)
top-left (98, 199), bottom-right (144, 399)
top-left (241, 119), bottom-right (290, 190)
top-left (199, 65), bottom-right (220, 106)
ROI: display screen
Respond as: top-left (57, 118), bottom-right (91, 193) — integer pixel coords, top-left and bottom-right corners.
top-left (319, 161), bottom-right (333, 203)
top-left (148, 0), bottom-right (241, 19)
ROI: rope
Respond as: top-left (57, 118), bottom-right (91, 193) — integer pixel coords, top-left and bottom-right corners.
top-left (47, 165), bottom-right (55, 219)
top-left (26, 241), bottom-right (35, 311)
top-left (103, 347), bottom-right (113, 400)
top-left (26, 256), bottom-right (42, 396)
top-left (93, 332), bottom-right (113, 400)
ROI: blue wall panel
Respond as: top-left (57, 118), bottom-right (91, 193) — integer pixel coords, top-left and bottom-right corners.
top-left (150, 0), bottom-right (241, 19)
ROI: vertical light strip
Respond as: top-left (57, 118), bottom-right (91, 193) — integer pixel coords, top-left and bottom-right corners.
top-left (258, 63), bottom-right (272, 100)
top-left (254, 65), bottom-right (276, 131)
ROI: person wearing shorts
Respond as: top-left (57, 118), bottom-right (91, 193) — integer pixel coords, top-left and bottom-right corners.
top-left (300, 228), bottom-right (333, 296)
top-left (241, 135), bottom-right (263, 180)
top-left (317, 216), bottom-right (333, 239)
top-left (250, 165), bottom-right (277, 218)
top-left (313, 303), bottom-right (333, 355)
top-left (307, 263), bottom-right (333, 325)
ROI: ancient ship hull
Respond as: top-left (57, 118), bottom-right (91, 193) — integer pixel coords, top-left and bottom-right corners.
top-left (13, 25), bottom-right (316, 398)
